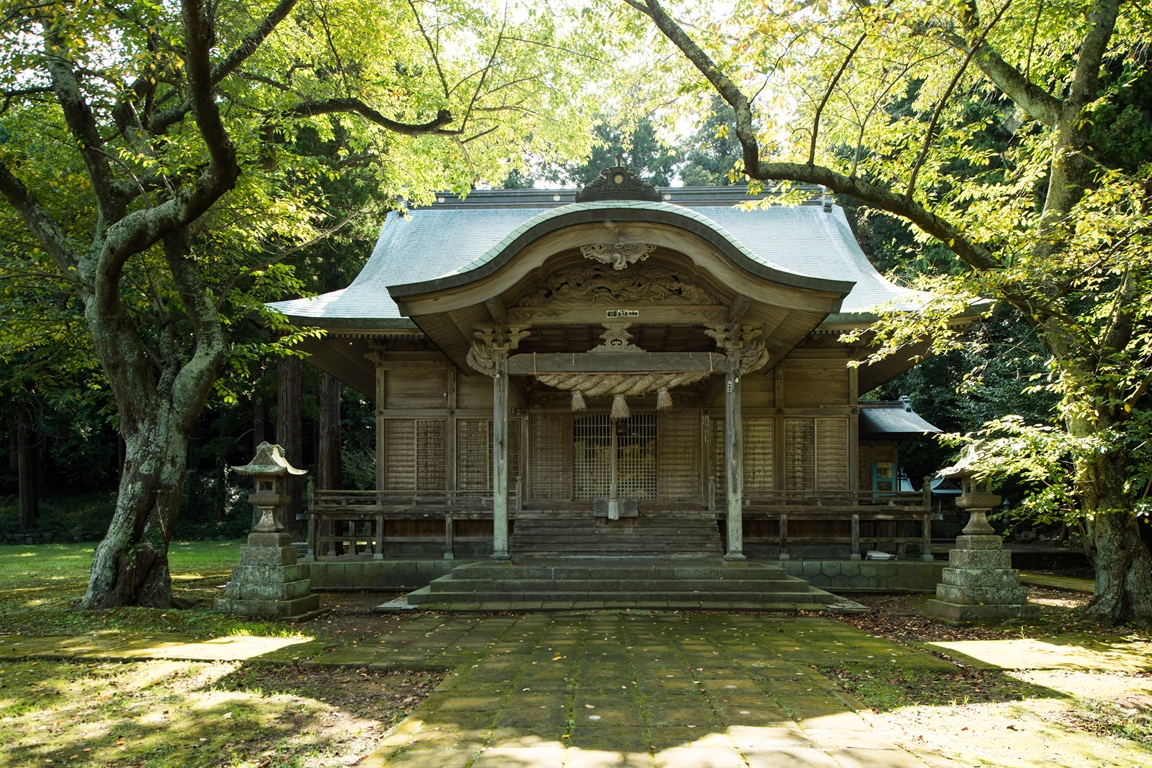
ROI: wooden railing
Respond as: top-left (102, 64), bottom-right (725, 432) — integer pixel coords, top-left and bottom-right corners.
top-left (704, 482), bottom-right (934, 560)
top-left (306, 486), bottom-right (520, 561)
top-left (306, 483), bottom-right (934, 562)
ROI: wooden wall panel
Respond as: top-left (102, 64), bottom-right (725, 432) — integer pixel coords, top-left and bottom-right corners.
top-left (416, 420), bottom-right (447, 490)
top-left (782, 366), bottom-right (849, 407)
top-left (457, 373), bottom-right (493, 410)
top-left (815, 417), bottom-right (849, 492)
top-left (710, 416), bottom-right (724, 494)
top-left (741, 375), bottom-right (775, 409)
top-left (457, 419), bottom-right (491, 492)
top-left (658, 409), bottom-right (701, 501)
top-left (858, 443), bottom-right (873, 491)
top-left (529, 413), bottom-right (572, 500)
top-left (455, 417), bottom-right (520, 494)
top-left (384, 420), bottom-right (415, 491)
top-left (385, 419), bottom-right (448, 491)
top-left (508, 416), bottom-right (522, 489)
top-left (784, 418), bottom-right (815, 491)
top-left (386, 369), bottom-right (449, 408)
top-left (744, 418), bottom-right (775, 492)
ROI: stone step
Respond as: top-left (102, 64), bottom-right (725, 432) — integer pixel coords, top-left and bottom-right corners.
top-left (402, 597), bottom-right (833, 613)
top-left (453, 564), bottom-right (787, 580)
top-left (511, 548), bottom-right (725, 557)
top-left (406, 587), bottom-right (836, 605)
top-left (427, 577), bottom-right (799, 594)
top-left (510, 510), bottom-right (722, 558)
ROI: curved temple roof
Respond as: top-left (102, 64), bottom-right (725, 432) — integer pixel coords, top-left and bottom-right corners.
top-left (269, 187), bottom-right (925, 329)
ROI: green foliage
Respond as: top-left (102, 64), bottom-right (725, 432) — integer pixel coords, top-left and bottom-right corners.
top-left (543, 115), bottom-right (680, 186)
top-left (638, 0), bottom-right (1152, 525)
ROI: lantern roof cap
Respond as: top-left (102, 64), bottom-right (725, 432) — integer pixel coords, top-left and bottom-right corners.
top-left (232, 442), bottom-right (307, 477)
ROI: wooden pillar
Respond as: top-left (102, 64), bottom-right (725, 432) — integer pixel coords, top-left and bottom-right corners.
top-left (724, 356), bottom-right (745, 561)
top-left (446, 365), bottom-right (457, 499)
top-left (16, 403), bottom-right (38, 531)
top-left (921, 513), bottom-right (934, 561)
top-left (444, 513), bottom-right (455, 560)
top-left (779, 513), bottom-right (788, 558)
top-left (847, 366), bottom-right (859, 497)
top-left (851, 513), bottom-right (861, 560)
top-left (374, 364), bottom-right (387, 500)
top-left (277, 356), bottom-right (303, 536)
top-left (375, 513), bottom-right (385, 560)
top-left (467, 323), bottom-right (529, 560)
top-left (318, 372), bottom-right (342, 491)
top-left (492, 353), bottom-right (510, 560)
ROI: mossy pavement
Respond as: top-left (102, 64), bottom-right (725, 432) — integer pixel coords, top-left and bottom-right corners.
top-left (5, 610), bottom-right (1150, 767)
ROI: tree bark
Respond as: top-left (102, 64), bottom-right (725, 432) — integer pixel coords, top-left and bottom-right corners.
top-left (277, 355), bottom-right (303, 534)
top-left (1071, 415), bottom-right (1152, 624)
top-left (252, 392), bottom-right (266, 456)
top-left (16, 403), bottom-right (38, 531)
top-left (318, 371), bottom-right (342, 490)
top-left (82, 405), bottom-right (190, 608)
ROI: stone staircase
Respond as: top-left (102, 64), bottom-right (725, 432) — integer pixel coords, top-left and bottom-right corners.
top-left (509, 510), bottom-right (724, 558)
top-left (398, 559), bottom-right (850, 612)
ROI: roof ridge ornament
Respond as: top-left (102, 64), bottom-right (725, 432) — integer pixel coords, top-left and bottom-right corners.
top-left (575, 154), bottom-right (662, 203)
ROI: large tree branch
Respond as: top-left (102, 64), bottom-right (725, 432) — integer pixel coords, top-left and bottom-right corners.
top-left (0, 160), bottom-right (81, 277)
top-left (752, 162), bottom-right (998, 270)
top-left (164, 229), bottom-right (228, 430)
top-left (1066, 0), bottom-right (1121, 110)
top-left (213, 0), bottom-right (300, 84)
top-left (906, 0), bottom-right (1015, 200)
top-left (628, 0), bottom-right (999, 272)
top-left (92, 0), bottom-right (240, 321)
top-left (809, 33), bottom-right (866, 166)
top-left (624, 0), bottom-right (762, 183)
top-left (152, 0), bottom-right (301, 134)
top-left (277, 99), bottom-right (457, 135)
top-left (43, 43), bottom-right (131, 223)
top-left (945, 33), bottom-right (1062, 124)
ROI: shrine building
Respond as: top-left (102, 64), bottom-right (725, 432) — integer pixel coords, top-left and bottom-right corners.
top-left (271, 163), bottom-right (952, 564)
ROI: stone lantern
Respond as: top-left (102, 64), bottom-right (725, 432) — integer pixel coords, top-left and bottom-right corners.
top-left (926, 443), bottom-right (1038, 622)
top-left (215, 442), bottom-right (321, 620)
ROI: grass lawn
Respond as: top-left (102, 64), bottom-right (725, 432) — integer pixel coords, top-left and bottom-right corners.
top-left (0, 658), bottom-right (443, 767)
top-left (0, 540), bottom-right (429, 767)
top-left (0, 540), bottom-right (243, 591)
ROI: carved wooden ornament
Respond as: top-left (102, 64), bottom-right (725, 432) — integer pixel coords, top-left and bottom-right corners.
top-left (580, 243), bottom-right (657, 271)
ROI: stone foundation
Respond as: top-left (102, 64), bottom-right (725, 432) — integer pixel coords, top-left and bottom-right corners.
top-left (216, 532), bottom-right (321, 619)
top-left (927, 533), bottom-right (1039, 622)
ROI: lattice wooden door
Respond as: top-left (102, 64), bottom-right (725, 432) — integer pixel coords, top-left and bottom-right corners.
top-left (573, 414), bottom-right (657, 500)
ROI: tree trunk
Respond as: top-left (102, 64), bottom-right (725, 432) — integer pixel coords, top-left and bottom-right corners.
top-left (8, 427), bottom-right (17, 473)
top-left (318, 372), bottom-right (342, 491)
top-left (82, 405), bottom-right (189, 608)
top-left (277, 355), bottom-right (303, 535)
top-left (1077, 446), bottom-right (1152, 625)
top-left (252, 392), bottom-right (266, 455)
top-left (16, 403), bottom-right (38, 531)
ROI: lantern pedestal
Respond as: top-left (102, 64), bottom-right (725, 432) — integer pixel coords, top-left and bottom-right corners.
top-left (927, 466), bottom-right (1038, 622)
top-left (215, 530), bottom-right (321, 619)
top-left (215, 442), bottom-right (322, 620)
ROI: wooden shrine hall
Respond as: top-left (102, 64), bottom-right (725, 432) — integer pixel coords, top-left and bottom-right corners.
top-left (271, 163), bottom-right (955, 563)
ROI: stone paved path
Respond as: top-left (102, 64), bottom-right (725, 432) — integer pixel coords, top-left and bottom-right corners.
top-left (0, 612), bottom-right (958, 767)
top-left (327, 612), bottom-right (954, 768)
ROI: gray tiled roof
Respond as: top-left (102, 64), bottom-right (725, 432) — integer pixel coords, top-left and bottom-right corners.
top-left (269, 193), bottom-right (923, 327)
